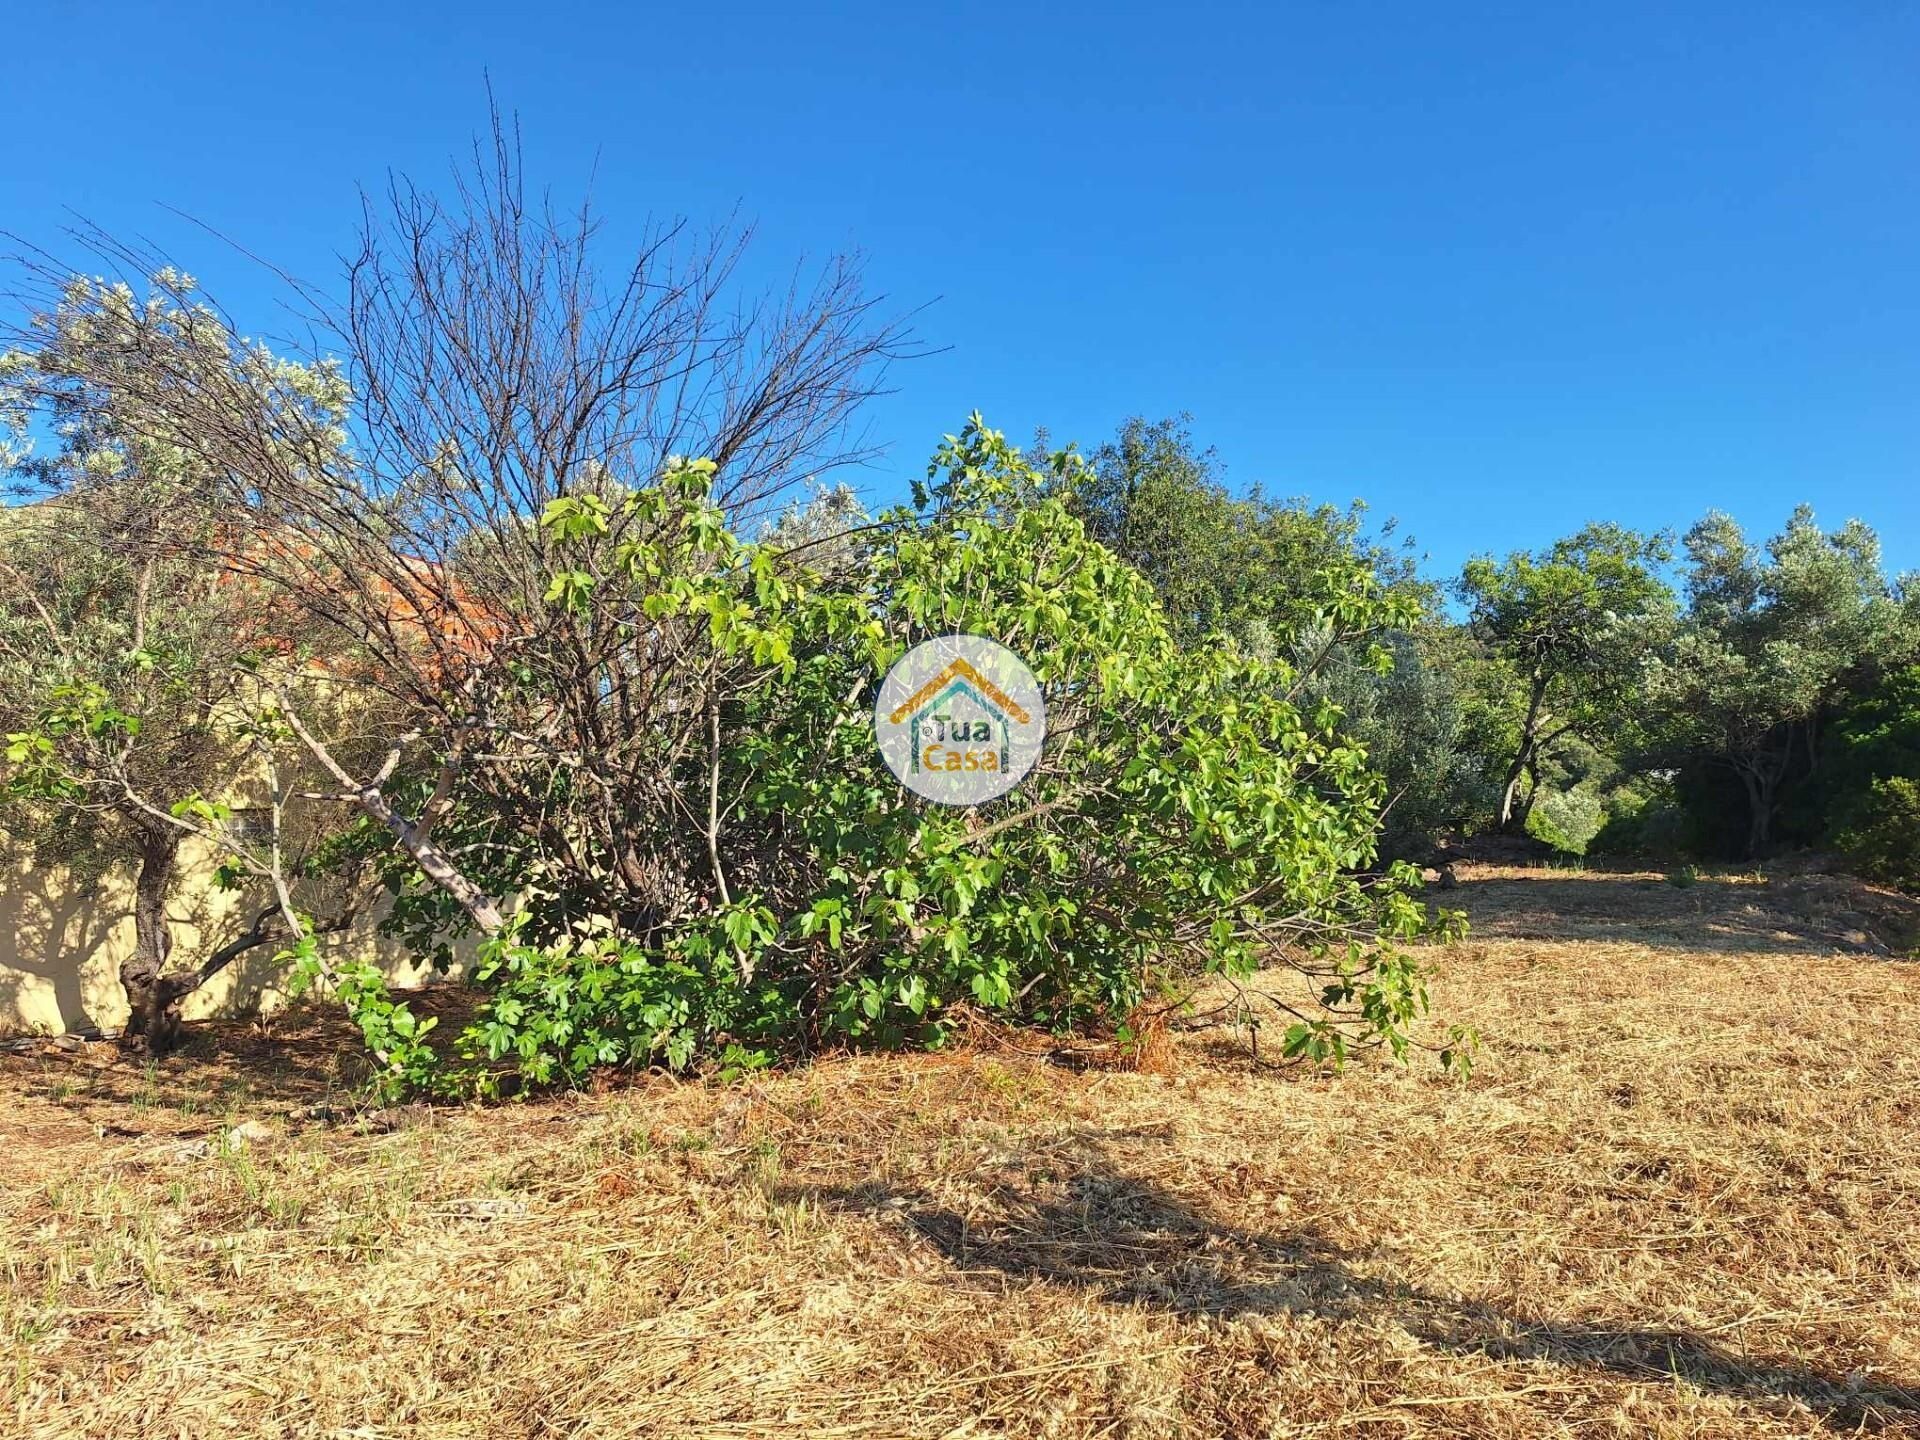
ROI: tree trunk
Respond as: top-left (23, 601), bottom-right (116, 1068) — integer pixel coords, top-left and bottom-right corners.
top-left (1517, 754), bottom-right (1544, 826)
top-left (121, 827), bottom-right (189, 1054)
top-left (1747, 781), bottom-right (1773, 859)
top-left (1498, 673), bottom-right (1549, 832)
top-left (1736, 765), bottom-right (1776, 860)
top-left (278, 707), bottom-right (505, 937)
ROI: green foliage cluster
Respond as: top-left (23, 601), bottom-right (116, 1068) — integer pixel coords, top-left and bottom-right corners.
top-left (1524, 786), bottom-right (1606, 857)
top-left (1585, 777), bottom-right (1693, 860)
top-left (1834, 778), bottom-right (1920, 890)
top-left (284, 935), bottom-right (442, 1104)
top-left (1063, 415), bottom-right (1427, 652)
top-left (1824, 665), bottom-right (1920, 888)
top-left (1050, 416), bottom-right (1492, 863)
top-left (1457, 524), bottom-right (1676, 834)
top-left (1303, 630), bottom-right (1494, 859)
top-left (361, 420), bottom-right (1464, 1095)
top-left (1643, 508), bottom-right (1914, 858)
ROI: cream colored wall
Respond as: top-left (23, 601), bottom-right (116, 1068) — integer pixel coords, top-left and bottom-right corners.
top-left (0, 835), bottom-right (452, 1037)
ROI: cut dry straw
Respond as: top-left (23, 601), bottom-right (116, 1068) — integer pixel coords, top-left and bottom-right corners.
top-left (3, 863), bottom-right (1917, 1437)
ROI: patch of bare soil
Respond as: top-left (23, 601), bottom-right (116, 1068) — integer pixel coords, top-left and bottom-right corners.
top-left (3, 867), bottom-right (1916, 1438)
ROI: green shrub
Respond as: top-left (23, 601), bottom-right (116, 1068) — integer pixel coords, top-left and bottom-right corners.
top-left (459, 929), bottom-right (750, 1089)
top-left (1526, 786), bottom-right (1606, 856)
top-left (354, 420), bottom-right (1469, 1095)
top-left (1807, 666), bottom-right (1920, 888)
top-left (285, 936), bottom-right (442, 1104)
top-left (1835, 776), bottom-right (1920, 892)
top-left (1588, 778), bottom-right (1692, 858)
top-left (1306, 630), bottom-right (1498, 859)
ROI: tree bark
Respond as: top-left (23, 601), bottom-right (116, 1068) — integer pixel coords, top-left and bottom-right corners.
top-left (277, 704), bottom-right (506, 936)
top-left (123, 874), bottom-right (357, 1056)
top-left (121, 826), bottom-right (189, 1053)
top-left (1518, 754), bottom-right (1543, 826)
top-left (355, 782), bottom-right (505, 934)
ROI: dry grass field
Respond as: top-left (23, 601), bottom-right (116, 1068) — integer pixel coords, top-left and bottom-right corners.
top-left (4, 863), bottom-right (1918, 1438)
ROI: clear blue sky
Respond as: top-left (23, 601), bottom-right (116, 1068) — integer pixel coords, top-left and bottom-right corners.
top-left (4, 1), bottom-right (1916, 579)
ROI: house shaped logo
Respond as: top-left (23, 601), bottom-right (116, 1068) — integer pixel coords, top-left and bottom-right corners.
top-left (888, 656), bottom-right (1032, 775)
top-left (875, 637), bottom-right (1045, 804)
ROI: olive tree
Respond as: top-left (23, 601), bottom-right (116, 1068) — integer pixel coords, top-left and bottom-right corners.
top-left (0, 333), bottom-right (361, 1048)
top-left (1649, 507), bottom-right (1914, 857)
top-left (1457, 525), bottom-right (1675, 831)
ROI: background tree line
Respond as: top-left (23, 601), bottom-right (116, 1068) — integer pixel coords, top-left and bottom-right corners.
top-left (1055, 414), bottom-right (1919, 881)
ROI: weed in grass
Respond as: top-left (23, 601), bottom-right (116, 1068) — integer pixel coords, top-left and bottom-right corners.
top-left (768, 1194), bottom-right (823, 1245)
top-left (222, 1149), bottom-right (311, 1227)
top-left (746, 1137), bottom-right (782, 1195)
top-left (609, 1123), bottom-right (654, 1159)
top-left (128, 1062), bottom-right (161, 1113)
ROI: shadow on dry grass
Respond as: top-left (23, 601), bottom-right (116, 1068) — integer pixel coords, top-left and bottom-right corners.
top-left (1442, 863), bottom-right (1920, 959)
top-left (790, 1136), bottom-right (1920, 1431)
top-left (2, 985), bottom-right (488, 1119)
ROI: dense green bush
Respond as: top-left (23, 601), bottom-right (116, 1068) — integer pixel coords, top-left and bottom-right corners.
top-left (1525, 786), bottom-right (1607, 857)
top-left (345, 420), bottom-right (1467, 1095)
top-left (1822, 666), bottom-right (1920, 886)
top-left (1834, 777), bottom-right (1920, 891)
top-left (1828, 667), bottom-right (1920, 891)
top-left (1059, 415), bottom-right (1428, 651)
top-left (1586, 777), bottom-right (1694, 859)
